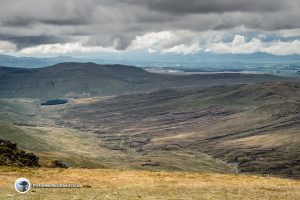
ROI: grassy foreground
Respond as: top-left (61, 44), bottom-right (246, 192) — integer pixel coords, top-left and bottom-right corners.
top-left (0, 167), bottom-right (299, 200)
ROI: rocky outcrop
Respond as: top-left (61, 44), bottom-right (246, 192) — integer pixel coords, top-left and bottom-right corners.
top-left (0, 139), bottom-right (40, 167)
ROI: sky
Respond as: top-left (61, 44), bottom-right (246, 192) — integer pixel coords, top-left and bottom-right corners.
top-left (0, 0), bottom-right (300, 57)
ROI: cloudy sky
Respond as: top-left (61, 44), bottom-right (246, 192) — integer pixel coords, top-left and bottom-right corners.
top-left (0, 0), bottom-right (300, 56)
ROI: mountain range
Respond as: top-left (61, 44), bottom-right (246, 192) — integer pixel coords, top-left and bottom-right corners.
top-left (1, 53), bottom-right (300, 68)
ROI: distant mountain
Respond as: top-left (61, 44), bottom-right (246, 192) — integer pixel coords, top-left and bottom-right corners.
top-left (0, 54), bottom-right (70, 68)
top-left (0, 62), bottom-right (283, 99)
top-left (0, 54), bottom-right (119, 68)
top-left (1, 53), bottom-right (300, 69)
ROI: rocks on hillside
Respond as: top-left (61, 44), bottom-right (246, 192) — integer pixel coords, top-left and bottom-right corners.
top-left (0, 139), bottom-right (40, 167)
top-left (50, 160), bottom-right (70, 168)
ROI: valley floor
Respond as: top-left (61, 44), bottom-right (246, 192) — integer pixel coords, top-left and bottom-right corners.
top-left (0, 167), bottom-right (299, 200)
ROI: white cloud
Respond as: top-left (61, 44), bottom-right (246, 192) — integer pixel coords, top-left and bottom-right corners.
top-left (20, 42), bottom-right (118, 54)
top-left (147, 48), bottom-right (156, 53)
top-left (263, 40), bottom-right (300, 55)
top-left (2, 28), bottom-right (300, 56)
top-left (129, 31), bottom-right (175, 50)
top-left (208, 35), bottom-right (300, 55)
top-left (128, 30), bottom-right (200, 54)
top-left (18, 33), bottom-right (300, 56)
top-left (209, 35), bottom-right (262, 54)
top-left (277, 28), bottom-right (300, 37)
top-left (162, 43), bottom-right (201, 55)
top-left (0, 40), bottom-right (17, 53)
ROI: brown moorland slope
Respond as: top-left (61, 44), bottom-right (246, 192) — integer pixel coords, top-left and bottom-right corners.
top-left (53, 81), bottom-right (300, 177)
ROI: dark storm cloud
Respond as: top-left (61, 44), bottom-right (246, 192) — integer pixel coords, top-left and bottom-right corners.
top-left (129, 0), bottom-right (286, 14)
top-left (40, 18), bottom-right (91, 26)
top-left (1, 18), bottom-right (89, 27)
top-left (0, 0), bottom-right (95, 27)
top-left (0, 34), bottom-right (71, 49)
top-left (0, 0), bottom-right (299, 52)
top-left (80, 34), bottom-right (134, 50)
top-left (10, 36), bottom-right (71, 49)
top-left (1, 18), bottom-right (34, 27)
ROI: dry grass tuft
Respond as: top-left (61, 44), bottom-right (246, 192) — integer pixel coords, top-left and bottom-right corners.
top-left (0, 167), bottom-right (299, 200)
